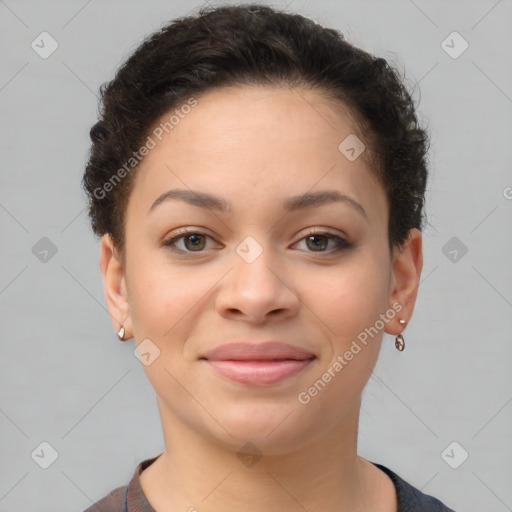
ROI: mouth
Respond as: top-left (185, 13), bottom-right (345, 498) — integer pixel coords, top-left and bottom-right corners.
top-left (199, 341), bottom-right (316, 386)
top-left (202, 358), bottom-right (315, 386)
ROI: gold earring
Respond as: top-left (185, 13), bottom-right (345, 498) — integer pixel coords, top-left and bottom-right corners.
top-left (395, 319), bottom-right (406, 351)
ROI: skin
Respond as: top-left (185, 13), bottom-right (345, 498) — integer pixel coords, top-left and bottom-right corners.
top-left (100, 84), bottom-right (423, 512)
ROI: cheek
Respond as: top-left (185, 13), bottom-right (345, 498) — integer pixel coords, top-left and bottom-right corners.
top-left (310, 255), bottom-right (390, 339)
top-left (127, 245), bottom-right (209, 338)
top-left (125, 235), bottom-right (214, 361)
top-left (297, 263), bottom-right (388, 415)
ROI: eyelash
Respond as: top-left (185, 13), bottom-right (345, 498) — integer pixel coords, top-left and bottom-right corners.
top-left (161, 227), bottom-right (351, 255)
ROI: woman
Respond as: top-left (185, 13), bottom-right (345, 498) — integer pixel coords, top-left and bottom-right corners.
top-left (81, 4), bottom-right (456, 511)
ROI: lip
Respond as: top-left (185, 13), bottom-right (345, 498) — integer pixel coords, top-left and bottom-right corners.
top-left (200, 341), bottom-right (315, 361)
top-left (200, 341), bottom-right (316, 386)
top-left (205, 359), bottom-right (314, 386)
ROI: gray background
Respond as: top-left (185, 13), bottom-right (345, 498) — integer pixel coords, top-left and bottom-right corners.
top-left (1, 0), bottom-right (511, 511)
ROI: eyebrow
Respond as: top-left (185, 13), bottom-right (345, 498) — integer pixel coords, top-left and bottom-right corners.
top-left (148, 188), bottom-right (368, 220)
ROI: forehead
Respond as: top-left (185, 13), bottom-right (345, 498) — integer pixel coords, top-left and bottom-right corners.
top-left (127, 84), bottom-right (386, 223)
top-left (163, 84), bottom-right (364, 150)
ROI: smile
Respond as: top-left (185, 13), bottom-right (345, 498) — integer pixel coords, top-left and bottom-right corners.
top-left (203, 358), bottom-right (315, 386)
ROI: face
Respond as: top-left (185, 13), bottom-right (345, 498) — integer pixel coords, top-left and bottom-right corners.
top-left (101, 85), bottom-right (422, 455)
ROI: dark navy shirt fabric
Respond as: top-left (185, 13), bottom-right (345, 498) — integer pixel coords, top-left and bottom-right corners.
top-left (83, 455), bottom-right (457, 512)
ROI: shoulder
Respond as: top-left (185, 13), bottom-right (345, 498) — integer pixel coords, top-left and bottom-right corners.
top-left (81, 484), bottom-right (127, 512)
top-left (80, 455), bottom-right (160, 512)
top-left (372, 462), bottom-right (458, 512)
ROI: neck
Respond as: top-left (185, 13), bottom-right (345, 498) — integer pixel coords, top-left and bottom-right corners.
top-left (139, 396), bottom-right (393, 512)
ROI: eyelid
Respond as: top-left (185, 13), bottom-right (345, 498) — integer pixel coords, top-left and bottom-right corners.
top-left (298, 226), bottom-right (348, 242)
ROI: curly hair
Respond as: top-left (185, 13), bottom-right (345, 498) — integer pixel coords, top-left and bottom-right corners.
top-left (82, 3), bottom-right (429, 262)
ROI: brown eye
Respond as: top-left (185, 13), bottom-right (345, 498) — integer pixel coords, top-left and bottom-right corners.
top-left (162, 230), bottom-right (212, 253)
top-left (295, 230), bottom-right (351, 253)
top-left (182, 233), bottom-right (206, 251)
top-left (305, 234), bottom-right (329, 251)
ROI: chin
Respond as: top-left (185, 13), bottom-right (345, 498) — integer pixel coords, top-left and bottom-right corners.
top-left (200, 401), bottom-right (319, 455)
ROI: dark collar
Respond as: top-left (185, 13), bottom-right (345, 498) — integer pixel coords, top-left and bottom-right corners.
top-left (122, 455), bottom-right (456, 512)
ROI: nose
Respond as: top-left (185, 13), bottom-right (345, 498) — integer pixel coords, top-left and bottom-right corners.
top-left (215, 240), bottom-right (300, 324)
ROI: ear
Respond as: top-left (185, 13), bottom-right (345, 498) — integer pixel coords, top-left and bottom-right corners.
top-left (385, 228), bottom-right (423, 335)
top-left (99, 233), bottom-right (132, 339)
